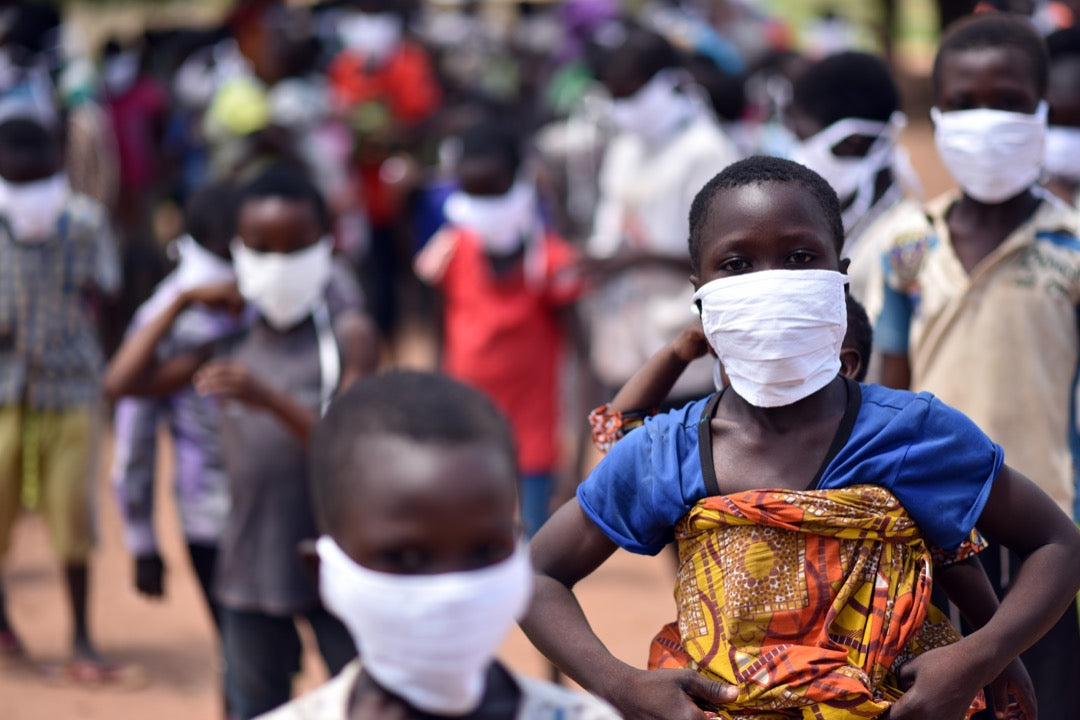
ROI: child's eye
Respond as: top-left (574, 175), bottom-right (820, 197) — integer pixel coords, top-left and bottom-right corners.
top-left (468, 542), bottom-right (513, 569)
top-left (786, 251), bottom-right (815, 265)
top-left (380, 548), bottom-right (429, 573)
top-left (719, 258), bottom-right (751, 273)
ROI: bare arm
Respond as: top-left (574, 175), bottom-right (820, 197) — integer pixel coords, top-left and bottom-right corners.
top-left (521, 499), bottom-right (735, 719)
top-left (103, 282), bottom-right (243, 401)
top-left (609, 320), bottom-right (709, 414)
top-left (194, 310), bottom-right (379, 447)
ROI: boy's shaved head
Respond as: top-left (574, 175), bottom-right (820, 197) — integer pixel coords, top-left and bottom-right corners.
top-left (933, 13), bottom-right (1049, 99)
top-left (310, 371), bottom-right (517, 536)
top-left (688, 156), bottom-right (844, 272)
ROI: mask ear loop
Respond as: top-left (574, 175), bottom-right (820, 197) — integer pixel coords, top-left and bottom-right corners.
top-left (312, 300), bottom-right (340, 416)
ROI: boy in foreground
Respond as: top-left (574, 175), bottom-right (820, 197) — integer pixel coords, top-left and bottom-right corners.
top-left (259, 371), bottom-right (618, 720)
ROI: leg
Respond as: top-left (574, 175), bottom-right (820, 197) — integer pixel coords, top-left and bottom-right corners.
top-left (36, 408), bottom-right (96, 659)
top-left (0, 405), bottom-right (23, 653)
top-left (221, 607), bottom-right (301, 720)
top-left (186, 542), bottom-right (222, 633)
top-left (305, 606), bottom-right (357, 676)
top-left (520, 472), bottom-right (554, 539)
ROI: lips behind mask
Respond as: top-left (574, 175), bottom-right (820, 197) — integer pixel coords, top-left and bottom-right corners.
top-left (693, 269), bottom-right (848, 408)
top-left (931, 102), bottom-right (1048, 204)
top-left (317, 536), bottom-right (533, 716)
top-left (231, 238), bottom-right (333, 330)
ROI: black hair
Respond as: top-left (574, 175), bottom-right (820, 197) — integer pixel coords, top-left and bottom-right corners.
top-left (686, 53), bottom-right (747, 122)
top-left (0, 118), bottom-right (58, 181)
top-left (932, 13), bottom-right (1049, 99)
top-left (185, 181), bottom-right (237, 259)
top-left (687, 156), bottom-right (844, 271)
top-left (235, 164), bottom-right (330, 232)
top-left (459, 119), bottom-right (522, 177)
top-left (310, 371), bottom-right (517, 534)
top-left (792, 51), bottom-right (900, 126)
top-left (844, 294), bottom-right (872, 383)
top-left (594, 24), bottom-right (681, 89)
top-left (1046, 26), bottom-right (1080, 61)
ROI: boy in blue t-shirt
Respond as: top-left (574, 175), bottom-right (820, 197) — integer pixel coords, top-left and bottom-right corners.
top-left (519, 156), bottom-right (1080, 720)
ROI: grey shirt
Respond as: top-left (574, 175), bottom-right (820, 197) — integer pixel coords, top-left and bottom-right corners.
top-left (215, 270), bottom-right (361, 615)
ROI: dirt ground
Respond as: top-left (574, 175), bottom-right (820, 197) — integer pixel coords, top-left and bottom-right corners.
top-left (1, 122), bottom-right (952, 720)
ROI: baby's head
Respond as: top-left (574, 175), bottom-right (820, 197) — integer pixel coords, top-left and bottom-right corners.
top-left (310, 370), bottom-right (519, 575)
top-left (688, 155), bottom-right (845, 285)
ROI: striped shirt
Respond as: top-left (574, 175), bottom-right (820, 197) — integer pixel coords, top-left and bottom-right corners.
top-left (0, 192), bottom-right (119, 410)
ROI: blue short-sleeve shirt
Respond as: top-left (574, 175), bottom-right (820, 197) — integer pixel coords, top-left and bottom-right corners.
top-left (577, 383), bottom-right (1003, 554)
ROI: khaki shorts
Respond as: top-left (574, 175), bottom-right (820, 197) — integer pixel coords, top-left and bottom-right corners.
top-left (0, 405), bottom-right (95, 563)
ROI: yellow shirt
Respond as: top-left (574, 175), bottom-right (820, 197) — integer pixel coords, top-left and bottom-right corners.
top-left (876, 191), bottom-right (1080, 517)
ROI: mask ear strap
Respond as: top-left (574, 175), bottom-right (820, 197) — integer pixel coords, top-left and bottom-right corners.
top-left (312, 301), bottom-right (340, 416)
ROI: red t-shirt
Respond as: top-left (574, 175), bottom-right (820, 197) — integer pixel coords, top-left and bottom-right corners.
top-left (416, 228), bottom-right (582, 474)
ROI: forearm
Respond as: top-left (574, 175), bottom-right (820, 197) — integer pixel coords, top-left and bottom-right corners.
top-left (935, 556), bottom-right (999, 629)
top-left (961, 537), bottom-right (1080, 686)
top-left (519, 575), bottom-right (636, 701)
top-left (611, 344), bottom-right (691, 413)
top-left (259, 385), bottom-right (318, 447)
top-left (103, 294), bottom-right (188, 399)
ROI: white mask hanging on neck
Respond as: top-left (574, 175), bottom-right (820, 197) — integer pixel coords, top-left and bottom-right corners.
top-left (444, 180), bottom-right (539, 256)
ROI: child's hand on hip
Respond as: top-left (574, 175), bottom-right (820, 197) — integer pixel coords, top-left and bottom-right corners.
top-left (888, 641), bottom-right (989, 720)
top-left (607, 667), bottom-right (736, 720)
top-left (194, 361), bottom-right (269, 407)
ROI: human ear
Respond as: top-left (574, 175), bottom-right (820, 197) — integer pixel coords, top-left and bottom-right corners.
top-left (839, 348), bottom-right (863, 382)
top-left (298, 539), bottom-right (320, 589)
top-left (690, 273), bottom-right (701, 291)
top-left (839, 257), bottom-right (851, 275)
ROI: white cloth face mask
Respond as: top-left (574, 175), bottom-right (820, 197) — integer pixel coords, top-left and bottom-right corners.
top-left (693, 269), bottom-right (848, 408)
top-left (444, 180), bottom-right (539, 256)
top-left (609, 69), bottom-right (696, 145)
top-left (338, 12), bottom-right (403, 63)
top-left (1044, 125), bottom-right (1080, 183)
top-left (0, 173), bottom-right (69, 243)
top-left (931, 101), bottom-right (1048, 204)
top-left (174, 234), bottom-right (235, 291)
top-left (790, 112), bottom-right (905, 231)
top-left (231, 237), bottom-right (333, 330)
top-left (317, 536), bottom-right (534, 716)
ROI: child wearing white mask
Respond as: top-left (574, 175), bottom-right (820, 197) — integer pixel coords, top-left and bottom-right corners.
top-left (586, 25), bottom-right (739, 405)
top-left (254, 370), bottom-right (618, 720)
top-left (521, 156), bottom-right (1080, 720)
top-left (104, 166), bottom-right (378, 718)
top-left (415, 118), bottom-right (584, 538)
top-left (788, 51), bottom-right (924, 340)
top-left (105, 181), bottom-right (242, 711)
top-left (1043, 26), bottom-right (1080, 206)
top-left (875, 13), bottom-right (1080, 717)
top-left (0, 115), bottom-right (122, 681)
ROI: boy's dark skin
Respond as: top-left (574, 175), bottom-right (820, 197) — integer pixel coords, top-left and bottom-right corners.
top-left (880, 44), bottom-right (1043, 390)
top-left (520, 181), bottom-right (1080, 720)
top-left (0, 129), bottom-right (108, 669)
top-left (103, 197), bottom-right (378, 443)
top-left (304, 434), bottom-right (525, 720)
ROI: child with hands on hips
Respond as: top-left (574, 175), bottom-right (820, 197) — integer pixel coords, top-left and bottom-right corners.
top-left (104, 166), bottom-right (377, 719)
top-left (257, 370), bottom-right (619, 720)
top-left (519, 156), bottom-right (1080, 720)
